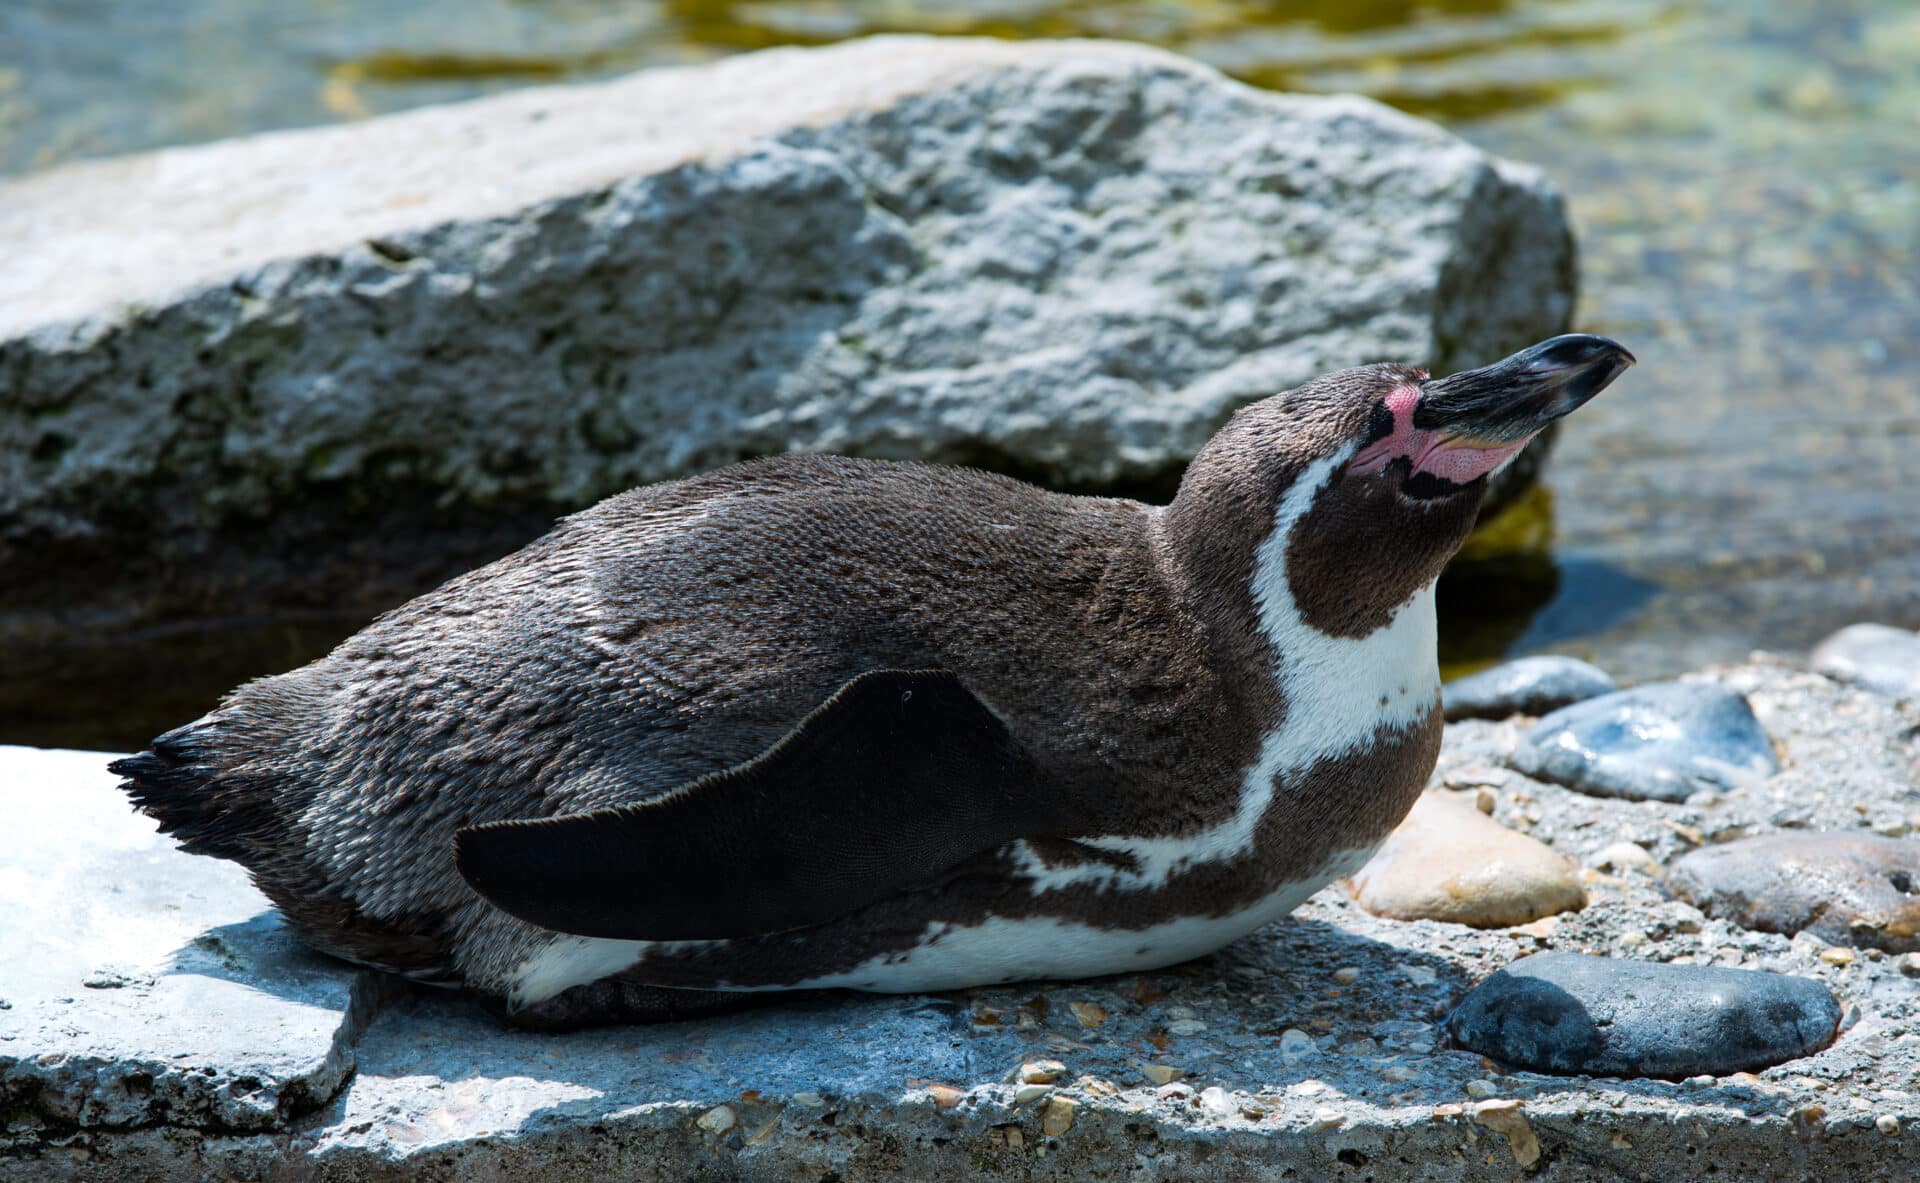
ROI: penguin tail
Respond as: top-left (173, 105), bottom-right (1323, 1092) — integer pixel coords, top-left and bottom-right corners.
top-left (110, 716), bottom-right (281, 865)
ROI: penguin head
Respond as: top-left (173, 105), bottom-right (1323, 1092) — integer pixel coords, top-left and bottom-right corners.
top-left (1168, 334), bottom-right (1633, 640)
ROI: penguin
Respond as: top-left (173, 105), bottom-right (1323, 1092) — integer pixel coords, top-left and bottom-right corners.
top-left (112, 333), bottom-right (1632, 1029)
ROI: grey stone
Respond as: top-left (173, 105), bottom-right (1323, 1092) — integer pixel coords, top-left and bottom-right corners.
top-left (0, 36), bottom-right (1574, 679)
top-left (0, 747), bottom-right (384, 1138)
top-left (1811, 623), bottom-right (1920, 701)
top-left (1508, 680), bottom-right (1779, 802)
top-left (1444, 952), bottom-right (1842, 1079)
top-left (1442, 655), bottom-right (1616, 721)
top-left (1666, 831), bottom-right (1920, 952)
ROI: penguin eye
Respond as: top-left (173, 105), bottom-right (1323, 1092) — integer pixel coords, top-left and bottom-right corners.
top-left (1361, 401), bottom-right (1395, 445)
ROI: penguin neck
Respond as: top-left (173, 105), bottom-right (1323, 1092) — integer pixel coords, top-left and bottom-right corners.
top-left (1155, 445), bottom-right (1443, 747)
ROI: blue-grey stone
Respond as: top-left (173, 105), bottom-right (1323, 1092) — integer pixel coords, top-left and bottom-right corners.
top-left (1442, 655), bottom-right (1616, 721)
top-left (1666, 831), bottom-right (1920, 951)
top-left (1811, 623), bottom-right (1920, 701)
top-left (1508, 681), bottom-right (1778, 802)
top-left (1444, 952), bottom-right (1842, 1079)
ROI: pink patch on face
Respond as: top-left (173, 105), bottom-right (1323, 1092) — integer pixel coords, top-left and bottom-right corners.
top-left (1347, 385), bottom-right (1423, 474)
top-left (1346, 383), bottom-right (1536, 485)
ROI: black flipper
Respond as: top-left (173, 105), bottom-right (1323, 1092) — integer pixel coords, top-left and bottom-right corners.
top-left (454, 669), bottom-right (1050, 941)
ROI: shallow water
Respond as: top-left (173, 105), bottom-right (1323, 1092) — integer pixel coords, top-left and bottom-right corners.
top-left (3, 0), bottom-right (1917, 747)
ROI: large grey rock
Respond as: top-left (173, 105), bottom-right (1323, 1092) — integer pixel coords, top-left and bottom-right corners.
top-left (0, 36), bottom-right (1574, 688)
top-left (0, 747), bottom-right (384, 1140)
top-left (9, 660), bottom-right (1920, 1181)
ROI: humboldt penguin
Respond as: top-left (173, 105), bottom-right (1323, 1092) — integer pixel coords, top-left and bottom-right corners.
top-left (113, 333), bottom-right (1633, 1028)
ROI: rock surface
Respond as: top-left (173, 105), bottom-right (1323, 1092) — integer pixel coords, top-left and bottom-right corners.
top-left (1444, 952), bottom-right (1842, 1079)
top-left (8, 657), bottom-right (1920, 1181)
top-left (0, 36), bottom-right (1574, 699)
top-left (1509, 680), bottom-right (1779, 802)
top-left (1442, 655), bottom-right (1616, 722)
top-left (1666, 832), bottom-right (1920, 952)
top-left (1811, 623), bottom-right (1920, 701)
top-left (0, 748), bottom-right (386, 1135)
top-left (1344, 790), bottom-right (1587, 928)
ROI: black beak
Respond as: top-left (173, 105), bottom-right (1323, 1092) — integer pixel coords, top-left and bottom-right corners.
top-left (1413, 334), bottom-right (1635, 444)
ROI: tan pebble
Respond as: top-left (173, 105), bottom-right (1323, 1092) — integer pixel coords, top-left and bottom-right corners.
top-left (1820, 947), bottom-right (1857, 966)
top-left (1073, 1076), bottom-right (1119, 1097)
top-left (1002, 1126), bottom-right (1025, 1150)
top-left (1141, 1064), bottom-right (1183, 1085)
top-left (1591, 841), bottom-right (1658, 872)
top-left (1432, 1103), bottom-right (1465, 1119)
top-left (1307, 1107), bottom-right (1344, 1132)
top-left (1332, 966), bottom-right (1360, 985)
top-left (1013, 1084), bottom-right (1051, 1105)
top-left (1068, 1001), bottom-right (1108, 1028)
top-left (1610, 1132), bottom-right (1632, 1149)
top-left (1673, 914), bottom-right (1703, 934)
top-left (1476, 786), bottom-right (1497, 814)
top-left (926, 1084), bottom-right (965, 1111)
top-left (1664, 820), bottom-right (1705, 846)
top-left (1346, 792), bottom-right (1586, 928)
top-left (1877, 1114), bottom-right (1901, 1136)
top-left (790, 1092), bottom-right (825, 1108)
top-left (1464, 1079), bottom-right (1498, 1099)
top-left (696, 1105), bottom-right (736, 1134)
top-left (1899, 953), bottom-right (1920, 977)
top-left (1512, 916), bottom-right (1560, 939)
top-left (1619, 930), bottom-right (1649, 948)
top-left (1041, 1097), bottom-right (1077, 1136)
top-left (1472, 1099), bottom-right (1540, 1168)
top-left (1020, 1059), bottom-right (1066, 1084)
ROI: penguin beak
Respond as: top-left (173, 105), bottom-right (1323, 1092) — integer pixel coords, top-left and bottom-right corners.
top-left (1413, 334), bottom-right (1636, 447)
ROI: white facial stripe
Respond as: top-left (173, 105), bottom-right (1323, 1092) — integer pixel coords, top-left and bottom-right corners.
top-left (1018, 444), bottom-right (1438, 895)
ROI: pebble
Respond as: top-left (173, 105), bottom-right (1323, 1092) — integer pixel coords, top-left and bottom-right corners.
top-left (1040, 1096), bottom-right (1077, 1136)
top-left (1013, 1084), bottom-right (1052, 1104)
top-left (1307, 1107), bottom-right (1344, 1132)
top-left (1198, 1086), bottom-right (1234, 1117)
top-left (1509, 681), bottom-right (1779, 802)
top-left (1443, 656), bottom-right (1617, 721)
top-left (1332, 966), bottom-right (1360, 985)
top-left (1140, 1064), bottom-right (1183, 1085)
top-left (1810, 623), bottom-right (1920, 700)
top-left (1471, 1099), bottom-right (1541, 1168)
top-left (1068, 1001), bottom-right (1108, 1028)
top-left (1878, 1114), bottom-right (1902, 1136)
top-left (1591, 841), bottom-right (1660, 873)
top-left (1166, 1019), bottom-right (1207, 1036)
top-left (1020, 1060), bottom-right (1066, 1085)
top-left (1901, 953), bottom-right (1920, 977)
top-left (1279, 1028), bottom-right (1315, 1062)
top-left (1345, 791), bottom-right (1587, 927)
top-left (1463, 1079), bottom-right (1498, 1099)
top-left (926, 1085), bottom-right (965, 1111)
top-left (1664, 831), bottom-right (1920, 952)
top-left (696, 1105), bottom-right (736, 1134)
top-left (1445, 952), bottom-right (1841, 1078)
top-left (790, 1092), bottom-right (825, 1107)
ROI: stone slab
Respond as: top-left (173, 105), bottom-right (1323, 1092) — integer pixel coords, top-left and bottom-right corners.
top-left (6, 661), bottom-right (1920, 1179)
top-left (0, 746), bottom-right (385, 1142)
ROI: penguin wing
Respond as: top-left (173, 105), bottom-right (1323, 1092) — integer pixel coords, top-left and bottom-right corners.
top-left (454, 668), bottom-right (1050, 941)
